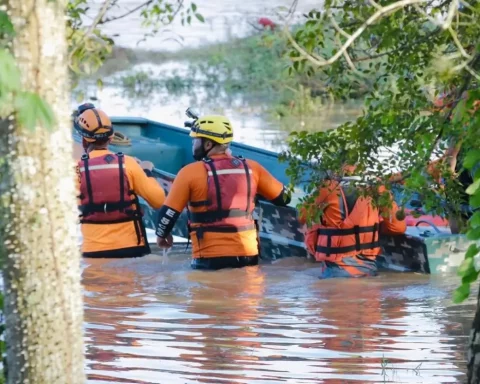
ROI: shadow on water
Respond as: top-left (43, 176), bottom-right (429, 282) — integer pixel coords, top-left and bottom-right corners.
top-left (83, 252), bottom-right (474, 383)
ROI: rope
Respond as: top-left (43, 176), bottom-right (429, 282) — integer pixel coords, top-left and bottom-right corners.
top-left (111, 131), bottom-right (132, 146)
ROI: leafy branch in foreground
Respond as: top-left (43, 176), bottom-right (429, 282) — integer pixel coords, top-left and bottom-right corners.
top-left (279, 0), bottom-right (480, 302)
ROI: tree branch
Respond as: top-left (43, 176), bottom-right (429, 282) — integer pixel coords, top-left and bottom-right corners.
top-left (442, 0), bottom-right (458, 29)
top-left (68, 0), bottom-right (112, 69)
top-left (99, 0), bottom-right (154, 25)
top-left (86, 0), bottom-right (112, 36)
top-left (283, 0), bottom-right (431, 68)
top-left (448, 25), bottom-right (472, 59)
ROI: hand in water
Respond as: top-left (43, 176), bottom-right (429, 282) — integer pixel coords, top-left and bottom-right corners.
top-left (157, 233), bottom-right (173, 248)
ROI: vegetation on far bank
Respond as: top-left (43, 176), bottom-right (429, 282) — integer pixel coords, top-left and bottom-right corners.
top-left (93, 29), bottom-right (374, 132)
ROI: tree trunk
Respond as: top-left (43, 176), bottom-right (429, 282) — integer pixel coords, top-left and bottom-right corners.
top-left (467, 283), bottom-right (480, 384)
top-left (2, 0), bottom-right (85, 383)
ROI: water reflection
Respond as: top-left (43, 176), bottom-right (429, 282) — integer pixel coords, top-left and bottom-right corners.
top-left (75, 61), bottom-right (363, 153)
top-left (83, 255), bottom-right (474, 383)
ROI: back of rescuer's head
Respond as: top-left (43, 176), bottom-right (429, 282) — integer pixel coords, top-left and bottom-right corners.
top-left (74, 103), bottom-right (113, 148)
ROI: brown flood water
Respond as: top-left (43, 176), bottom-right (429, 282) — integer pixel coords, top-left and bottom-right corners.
top-left (83, 250), bottom-right (475, 384)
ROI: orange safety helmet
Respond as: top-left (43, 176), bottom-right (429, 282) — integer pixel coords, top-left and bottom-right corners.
top-left (74, 103), bottom-right (113, 143)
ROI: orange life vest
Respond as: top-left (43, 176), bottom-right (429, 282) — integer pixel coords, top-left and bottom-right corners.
top-left (187, 156), bottom-right (258, 252)
top-left (78, 152), bottom-right (145, 243)
top-left (313, 182), bottom-right (381, 262)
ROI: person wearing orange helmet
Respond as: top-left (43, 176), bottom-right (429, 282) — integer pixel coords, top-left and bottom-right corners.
top-left (74, 103), bottom-right (166, 258)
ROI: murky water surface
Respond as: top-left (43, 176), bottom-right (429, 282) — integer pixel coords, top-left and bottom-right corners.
top-left (83, 253), bottom-right (475, 384)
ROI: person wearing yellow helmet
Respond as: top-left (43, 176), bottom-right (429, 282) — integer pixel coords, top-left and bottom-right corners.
top-left (155, 112), bottom-right (291, 270)
top-left (73, 103), bottom-right (166, 258)
top-left (189, 114), bottom-right (234, 160)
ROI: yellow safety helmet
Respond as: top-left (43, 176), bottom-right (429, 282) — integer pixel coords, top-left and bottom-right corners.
top-left (189, 115), bottom-right (233, 144)
top-left (74, 103), bottom-right (113, 143)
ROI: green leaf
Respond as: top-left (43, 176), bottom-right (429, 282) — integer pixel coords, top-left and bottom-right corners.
top-left (452, 283), bottom-right (470, 303)
top-left (14, 92), bottom-right (56, 131)
top-left (0, 11), bottom-right (14, 37)
top-left (465, 243), bottom-right (480, 259)
top-left (464, 150), bottom-right (480, 170)
top-left (470, 213), bottom-right (480, 229)
top-left (457, 257), bottom-right (474, 276)
top-left (191, 2), bottom-right (197, 12)
top-left (0, 49), bottom-right (20, 92)
top-left (471, 193), bottom-right (480, 209)
top-left (195, 13), bottom-right (205, 23)
top-left (466, 179), bottom-right (480, 195)
top-left (96, 78), bottom-right (104, 91)
top-left (452, 98), bottom-right (466, 124)
top-left (467, 227), bottom-right (480, 241)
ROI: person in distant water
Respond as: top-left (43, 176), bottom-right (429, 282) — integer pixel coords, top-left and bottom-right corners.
top-left (74, 103), bottom-right (166, 258)
top-left (155, 114), bottom-right (291, 270)
top-left (300, 164), bottom-right (406, 278)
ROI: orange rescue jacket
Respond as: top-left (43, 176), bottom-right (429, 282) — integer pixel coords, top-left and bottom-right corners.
top-left (302, 180), bottom-right (406, 262)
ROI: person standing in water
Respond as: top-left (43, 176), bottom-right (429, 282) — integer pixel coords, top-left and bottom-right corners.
top-left (74, 103), bottom-right (166, 258)
top-left (300, 164), bottom-right (406, 278)
top-left (155, 114), bottom-right (291, 270)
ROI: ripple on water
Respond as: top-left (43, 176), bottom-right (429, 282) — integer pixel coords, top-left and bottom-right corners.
top-left (82, 258), bottom-right (474, 383)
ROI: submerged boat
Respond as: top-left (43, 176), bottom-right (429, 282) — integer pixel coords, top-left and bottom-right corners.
top-left (73, 116), bottom-right (477, 274)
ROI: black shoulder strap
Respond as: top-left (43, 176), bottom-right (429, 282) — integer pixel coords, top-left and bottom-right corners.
top-left (82, 155), bottom-right (94, 204)
top-left (240, 158), bottom-right (251, 213)
top-left (118, 153), bottom-right (125, 210)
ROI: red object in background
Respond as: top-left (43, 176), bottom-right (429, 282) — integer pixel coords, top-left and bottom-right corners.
top-left (404, 208), bottom-right (450, 227)
top-left (258, 17), bottom-right (276, 30)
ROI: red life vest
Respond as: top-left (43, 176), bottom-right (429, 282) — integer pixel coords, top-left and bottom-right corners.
top-left (188, 156), bottom-right (257, 240)
top-left (313, 182), bottom-right (381, 262)
top-left (78, 152), bottom-right (141, 225)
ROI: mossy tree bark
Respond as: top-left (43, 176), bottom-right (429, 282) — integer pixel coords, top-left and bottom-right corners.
top-left (2, 0), bottom-right (85, 383)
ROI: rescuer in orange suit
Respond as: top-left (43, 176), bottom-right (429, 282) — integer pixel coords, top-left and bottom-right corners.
top-left (155, 114), bottom-right (291, 270)
top-left (300, 165), bottom-right (406, 278)
top-left (74, 103), bottom-right (166, 258)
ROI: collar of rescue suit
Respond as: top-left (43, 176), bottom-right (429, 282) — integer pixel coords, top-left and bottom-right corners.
top-left (205, 153), bottom-right (232, 159)
top-left (85, 148), bottom-right (110, 158)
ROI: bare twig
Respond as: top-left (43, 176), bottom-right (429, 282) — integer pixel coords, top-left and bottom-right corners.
top-left (86, 0), bottom-right (112, 37)
top-left (466, 66), bottom-right (480, 81)
top-left (459, 0), bottom-right (476, 12)
top-left (330, 14), bottom-right (351, 39)
top-left (287, 0), bottom-right (299, 19)
top-left (442, 0), bottom-right (458, 29)
top-left (448, 26), bottom-right (472, 59)
top-left (99, 0), bottom-right (154, 25)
